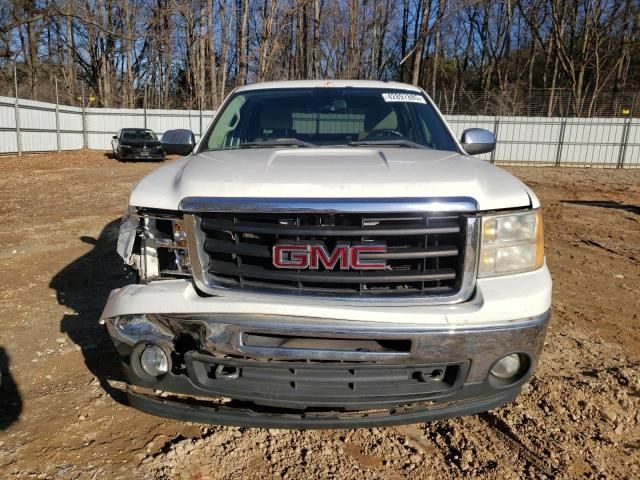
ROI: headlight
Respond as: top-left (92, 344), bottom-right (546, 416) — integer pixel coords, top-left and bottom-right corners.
top-left (116, 208), bottom-right (191, 280)
top-left (141, 215), bottom-right (191, 279)
top-left (478, 209), bottom-right (544, 278)
top-left (117, 206), bottom-right (139, 264)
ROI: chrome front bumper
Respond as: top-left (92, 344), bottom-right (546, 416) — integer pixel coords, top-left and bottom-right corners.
top-left (103, 307), bottom-right (550, 427)
top-left (107, 310), bottom-right (549, 383)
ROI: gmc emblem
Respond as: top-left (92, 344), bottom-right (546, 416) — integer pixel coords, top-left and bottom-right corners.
top-left (272, 242), bottom-right (386, 270)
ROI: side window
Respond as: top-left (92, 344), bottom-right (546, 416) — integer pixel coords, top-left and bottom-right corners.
top-left (415, 113), bottom-right (434, 147)
top-left (412, 103), bottom-right (457, 151)
top-left (208, 95), bottom-right (247, 149)
top-left (393, 104), bottom-right (414, 139)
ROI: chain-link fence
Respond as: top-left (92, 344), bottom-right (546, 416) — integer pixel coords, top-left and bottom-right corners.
top-left (1, 74), bottom-right (639, 167)
top-left (2, 71), bottom-right (639, 118)
top-left (433, 89), bottom-right (640, 118)
top-left (0, 70), bottom-right (222, 111)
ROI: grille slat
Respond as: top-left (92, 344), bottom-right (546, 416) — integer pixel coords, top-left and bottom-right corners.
top-left (201, 218), bottom-right (459, 237)
top-left (196, 211), bottom-right (466, 297)
top-left (239, 280), bottom-right (454, 295)
top-left (358, 245), bottom-right (458, 259)
top-left (208, 260), bottom-right (456, 283)
top-left (205, 239), bottom-right (271, 257)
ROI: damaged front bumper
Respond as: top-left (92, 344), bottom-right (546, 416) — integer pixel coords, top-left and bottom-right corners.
top-left (101, 273), bottom-right (551, 428)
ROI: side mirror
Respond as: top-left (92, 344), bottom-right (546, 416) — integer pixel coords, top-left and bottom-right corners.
top-left (161, 129), bottom-right (196, 156)
top-left (460, 128), bottom-right (496, 155)
top-left (112, 135), bottom-right (117, 139)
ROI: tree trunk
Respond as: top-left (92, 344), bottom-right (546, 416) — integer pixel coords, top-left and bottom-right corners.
top-left (207, 0), bottom-right (218, 107)
top-left (411, 0), bottom-right (431, 86)
top-left (236, 0), bottom-right (249, 86)
top-left (312, 0), bottom-right (320, 79)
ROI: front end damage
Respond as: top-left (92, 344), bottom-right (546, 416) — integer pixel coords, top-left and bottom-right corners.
top-left (102, 206), bottom-right (551, 428)
top-left (103, 307), bottom-right (548, 428)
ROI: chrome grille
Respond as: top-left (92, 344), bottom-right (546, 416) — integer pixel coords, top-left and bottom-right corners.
top-left (187, 207), bottom-right (478, 299)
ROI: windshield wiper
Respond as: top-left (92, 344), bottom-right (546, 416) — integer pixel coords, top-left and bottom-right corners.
top-left (348, 139), bottom-right (430, 149)
top-left (238, 138), bottom-right (317, 148)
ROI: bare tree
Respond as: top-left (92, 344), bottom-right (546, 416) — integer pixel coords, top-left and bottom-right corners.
top-left (1, 0), bottom-right (637, 114)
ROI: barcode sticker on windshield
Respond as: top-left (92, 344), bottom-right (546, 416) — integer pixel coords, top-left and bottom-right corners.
top-left (382, 93), bottom-right (426, 104)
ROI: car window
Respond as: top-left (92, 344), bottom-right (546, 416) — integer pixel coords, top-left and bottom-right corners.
top-left (122, 129), bottom-right (158, 141)
top-left (204, 88), bottom-right (457, 152)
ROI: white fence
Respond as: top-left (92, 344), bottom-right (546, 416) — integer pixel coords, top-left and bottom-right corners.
top-left (85, 106), bottom-right (216, 150)
top-left (1, 95), bottom-right (638, 167)
top-left (0, 95), bottom-right (215, 153)
top-left (446, 115), bottom-right (639, 167)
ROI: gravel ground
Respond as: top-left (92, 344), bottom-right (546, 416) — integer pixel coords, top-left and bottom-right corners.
top-left (0, 151), bottom-right (638, 479)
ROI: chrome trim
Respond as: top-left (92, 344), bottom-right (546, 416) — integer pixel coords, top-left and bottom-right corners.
top-left (155, 310), bottom-right (549, 334)
top-left (105, 315), bottom-right (174, 346)
top-left (183, 209), bottom-right (479, 305)
top-left (108, 310), bottom-right (550, 382)
top-left (179, 197), bottom-right (478, 214)
top-left (185, 213), bottom-right (212, 287)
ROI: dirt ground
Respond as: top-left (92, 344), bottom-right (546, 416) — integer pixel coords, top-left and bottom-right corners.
top-left (0, 150), bottom-right (638, 480)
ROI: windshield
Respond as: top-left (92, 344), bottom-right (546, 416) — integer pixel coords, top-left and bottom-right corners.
top-left (203, 88), bottom-right (458, 151)
top-left (122, 129), bottom-right (157, 141)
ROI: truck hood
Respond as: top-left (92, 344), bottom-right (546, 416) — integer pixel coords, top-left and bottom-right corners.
top-left (129, 148), bottom-right (533, 212)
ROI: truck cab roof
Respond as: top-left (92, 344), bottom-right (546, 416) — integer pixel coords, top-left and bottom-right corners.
top-left (234, 80), bottom-right (424, 93)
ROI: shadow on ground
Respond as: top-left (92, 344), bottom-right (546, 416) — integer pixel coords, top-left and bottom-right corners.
top-left (0, 347), bottom-right (22, 429)
top-left (50, 219), bottom-right (132, 404)
top-left (103, 151), bottom-right (167, 163)
top-left (562, 200), bottom-right (640, 216)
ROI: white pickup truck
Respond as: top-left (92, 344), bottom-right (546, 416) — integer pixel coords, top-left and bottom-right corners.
top-left (101, 80), bottom-right (552, 428)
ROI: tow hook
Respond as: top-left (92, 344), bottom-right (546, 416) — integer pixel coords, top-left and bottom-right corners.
top-left (214, 365), bottom-right (240, 380)
top-left (415, 368), bottom-right (445, 382)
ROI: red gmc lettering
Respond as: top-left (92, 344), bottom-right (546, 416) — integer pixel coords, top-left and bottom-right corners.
top-left (350, 245), bottom-right (387, 270)
top-left (309, 243), bottom-right (349, 270)
top-left (272, 244), bottom-right (309, 269)
top-left (272, 243), bottom-right (386, 270)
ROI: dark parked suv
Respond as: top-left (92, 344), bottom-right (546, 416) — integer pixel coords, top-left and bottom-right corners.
top-left (111, 128), bottom-right (165, 161)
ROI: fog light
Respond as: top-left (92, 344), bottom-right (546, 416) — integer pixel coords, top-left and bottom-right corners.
top-left (490, 353), bottom-right (521, 379)
top-left (140, 345), bottom-right (169, 377)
